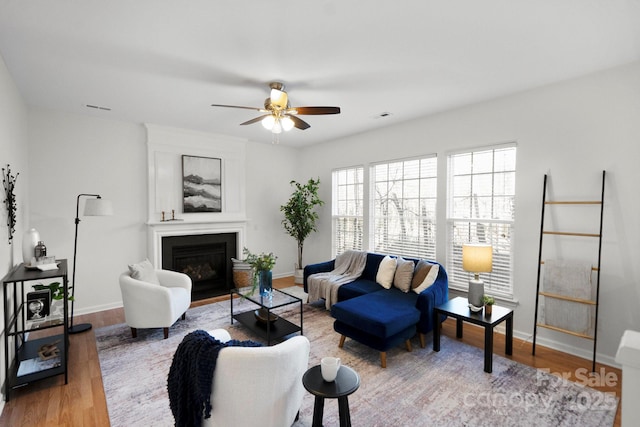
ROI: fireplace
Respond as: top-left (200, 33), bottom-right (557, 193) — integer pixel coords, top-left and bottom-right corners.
top-left (161, 233), bottom-right (237, 300)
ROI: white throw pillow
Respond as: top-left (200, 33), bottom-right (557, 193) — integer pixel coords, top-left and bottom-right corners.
top-left (393, 257), bottom-right (414, 293)
top-left (376, 256), bottom-right (397, 289)
top-left (413, 263), bottom-right (440, 294)
top-left (128, 259), bottom-right (160, 285)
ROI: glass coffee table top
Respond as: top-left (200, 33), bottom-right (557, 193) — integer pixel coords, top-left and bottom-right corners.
top-left (233, 286), bottom-right (302, 308)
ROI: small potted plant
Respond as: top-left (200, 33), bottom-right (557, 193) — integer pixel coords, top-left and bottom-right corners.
top-left (242, 247), bottom-right (277, 297)
top-left (482, 295), bottom-right (495, 315)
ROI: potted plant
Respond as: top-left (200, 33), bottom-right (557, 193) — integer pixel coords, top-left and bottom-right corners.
top-left (280, 178), bottom-right (324, 284)
top-left (482, 295), bottom-right (495, 315)
top-left (32, 282), bottom-right (73, 301)
top-left (242, 247), bottom-right (277, 297)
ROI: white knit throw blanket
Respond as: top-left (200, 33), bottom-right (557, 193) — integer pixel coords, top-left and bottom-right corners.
top-left (307, 250), bottom-right (367, 309)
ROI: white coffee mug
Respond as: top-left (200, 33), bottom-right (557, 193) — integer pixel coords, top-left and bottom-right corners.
top-left (321, 356), bottom-right (341, 382)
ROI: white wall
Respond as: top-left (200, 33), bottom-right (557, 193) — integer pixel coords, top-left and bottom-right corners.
top-left (28, 109), bottom-right (148, 313)
top-left (0, 52), bottom-right (29, 406)
top-left (299, 61), bottom-right (640, 365)
top-left (245, 140), bottom-right (300, 271)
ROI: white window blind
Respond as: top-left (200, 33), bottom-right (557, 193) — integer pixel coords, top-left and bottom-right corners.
top-left (447, 145), bottom-right (516, 298)
top-left (332, 166), bottom-right (364, 257)
top-left (371, 156), bottom-right (437, 260)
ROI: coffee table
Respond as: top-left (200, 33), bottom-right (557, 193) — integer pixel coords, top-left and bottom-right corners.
top-left (230, 286), bottom-right (303, 345)
top-left (302, 365), bottom-right (360, 427)
top-left (433, 296), bottom-right (513, 373)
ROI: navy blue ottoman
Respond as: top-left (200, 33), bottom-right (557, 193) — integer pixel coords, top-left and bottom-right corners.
top-left (331, 289), bottom-right (420, 368)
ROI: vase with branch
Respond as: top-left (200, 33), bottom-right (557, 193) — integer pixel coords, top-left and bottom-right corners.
top-left (242, 248), bottom-right (277, 299)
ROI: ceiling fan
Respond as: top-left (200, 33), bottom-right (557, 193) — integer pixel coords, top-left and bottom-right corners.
top-left (211, 82), bottom-right (340, 135)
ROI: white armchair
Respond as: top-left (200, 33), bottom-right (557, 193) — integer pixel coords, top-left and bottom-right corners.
top-left (119, 269), bottom-right (192, 339)
top-left (203, 329), bottom-right (311, 427)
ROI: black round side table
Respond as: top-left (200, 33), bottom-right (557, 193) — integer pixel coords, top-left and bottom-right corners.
top-left (302, 365), bottom-right (360, 427)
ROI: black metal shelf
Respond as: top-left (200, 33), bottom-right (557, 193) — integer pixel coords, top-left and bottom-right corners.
top-left (2, 260), bottom-right (69, 401)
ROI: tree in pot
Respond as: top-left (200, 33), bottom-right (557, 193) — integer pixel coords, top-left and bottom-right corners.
top-left (280, 178), bottom-right (324, 284)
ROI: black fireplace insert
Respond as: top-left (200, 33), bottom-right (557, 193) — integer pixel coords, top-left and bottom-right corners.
top-left (161, 233), bottom-right (237, 300)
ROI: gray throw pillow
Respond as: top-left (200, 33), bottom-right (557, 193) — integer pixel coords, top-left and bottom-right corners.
top-left (393, 257), bottom-right (414, 293)
top-left (128, 259), bottom-right (160, 285)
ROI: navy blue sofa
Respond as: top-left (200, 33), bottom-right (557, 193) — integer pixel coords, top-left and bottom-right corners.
top-left (304, 252), bottom-right (448, 367)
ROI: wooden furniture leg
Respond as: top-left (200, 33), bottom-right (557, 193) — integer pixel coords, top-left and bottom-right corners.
top-left (339, 335), bottom-right (346, 348)
top-left (405, 340), bottom-right (412, 352)
top-left (130, 327), bottom-right (137, 338)
top-left (164, 327), bottom-right (169, 339)
top-left (419, 333), bottom-right (426, 348)
top-left (380, 352), bottom-right (387, 368)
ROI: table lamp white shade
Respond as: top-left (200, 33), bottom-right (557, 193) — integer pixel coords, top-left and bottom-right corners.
top-left (462, 244), bottom-right (493, 307)
top-left (83, 198), bottom-right (113, 216)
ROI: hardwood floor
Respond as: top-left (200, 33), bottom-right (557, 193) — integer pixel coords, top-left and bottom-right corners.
top-left (1, 277), bottom-right (622, 426)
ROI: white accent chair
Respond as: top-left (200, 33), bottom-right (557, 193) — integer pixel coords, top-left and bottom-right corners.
top-left (119, 269), bottom-right (192, 339)
top-left (204, 329), bottom-right (310, 427)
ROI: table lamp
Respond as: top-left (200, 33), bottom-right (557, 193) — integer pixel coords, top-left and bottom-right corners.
top-left (462, 244), bottom-right (493, 309)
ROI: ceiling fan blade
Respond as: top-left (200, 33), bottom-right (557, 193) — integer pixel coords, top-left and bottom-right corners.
top-left (290, 106), bottom-right (341, 115)
top-left (240, 115), bottom-right (270, 126)
top-left (211, 104), bottom-right (265, 112)
top-left (289, 115), bottom-right (311, 130)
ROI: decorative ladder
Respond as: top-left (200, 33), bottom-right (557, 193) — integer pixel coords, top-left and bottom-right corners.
top-left (532, 170), bottom-right (605, 372)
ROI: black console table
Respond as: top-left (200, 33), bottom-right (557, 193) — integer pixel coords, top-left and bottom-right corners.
top-left (2, 260), bottom-right (69, 401)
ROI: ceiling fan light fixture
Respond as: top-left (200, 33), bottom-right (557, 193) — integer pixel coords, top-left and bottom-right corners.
top-left (270, 88), bottom-right (288, 109)
top-left (281, 115), bottom-right (295, 131)
top-left (271, 119), bottom-right (283, 134)
top-left (261, 115), bottom-right (276, 130)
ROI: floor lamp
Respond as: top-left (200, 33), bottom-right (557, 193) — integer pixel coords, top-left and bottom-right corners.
top-left (70, 193), bottom-right (113, 334)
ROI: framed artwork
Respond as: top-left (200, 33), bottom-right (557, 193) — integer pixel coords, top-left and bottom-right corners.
top-left (26, 290), bottom-right (51, 321)
top-left (182, 155), bottom-right (222, 213)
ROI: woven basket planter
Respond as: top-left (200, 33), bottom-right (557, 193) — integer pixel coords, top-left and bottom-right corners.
top-left (232, 258), bottom-right (254, 288)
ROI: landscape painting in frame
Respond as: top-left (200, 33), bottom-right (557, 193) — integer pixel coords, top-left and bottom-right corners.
top-left (182, 155), bottom-right (222, 213)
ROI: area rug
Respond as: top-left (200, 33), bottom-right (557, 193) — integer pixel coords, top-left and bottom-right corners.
top-left (96, 287), bottom-right (617, 426)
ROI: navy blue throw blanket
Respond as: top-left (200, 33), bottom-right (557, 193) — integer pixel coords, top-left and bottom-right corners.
top-left (167, 330), bottom-right (262, 427)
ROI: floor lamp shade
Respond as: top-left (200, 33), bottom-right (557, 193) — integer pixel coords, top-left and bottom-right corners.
top-left (462, 244), bottom-right (493, 308)
top-left (70, 194), bottom-right (113, 334)
top-left (83, 198), bottom-right (113, 216)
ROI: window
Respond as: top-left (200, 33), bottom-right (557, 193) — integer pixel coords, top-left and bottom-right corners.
top-left (332, 166), bottom-right (364, 256)
top-left (447, 145), bottom-right (516, 297)
top-left (371, 156), bottom-right (437, 259)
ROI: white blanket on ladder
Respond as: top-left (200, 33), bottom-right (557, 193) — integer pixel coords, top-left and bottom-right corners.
top-left (307, 250), bottom-right (367, 309)
top-left (543, 259), bottom-right (594, 336)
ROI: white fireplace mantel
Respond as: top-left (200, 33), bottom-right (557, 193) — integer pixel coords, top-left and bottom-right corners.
top-left (147, 219), bottom-right (247, 268)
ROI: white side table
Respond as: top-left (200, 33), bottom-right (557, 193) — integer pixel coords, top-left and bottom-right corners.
top-left (615, 329), bottom-right (640, 427)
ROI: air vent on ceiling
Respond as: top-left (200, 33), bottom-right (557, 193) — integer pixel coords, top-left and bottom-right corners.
top-left (85, 104), bottom-right (111, 111)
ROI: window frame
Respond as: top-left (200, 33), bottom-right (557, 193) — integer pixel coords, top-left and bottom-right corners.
top-left (369, 154), bottom-right (438, 260)
top-left (446, 143), bottom-right (517, 299)
top-left (331, 165), bottom-right (365, 258)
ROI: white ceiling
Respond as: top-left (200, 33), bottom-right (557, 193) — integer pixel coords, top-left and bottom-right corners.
top-left (1, 1), bottom-right (639, 146)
